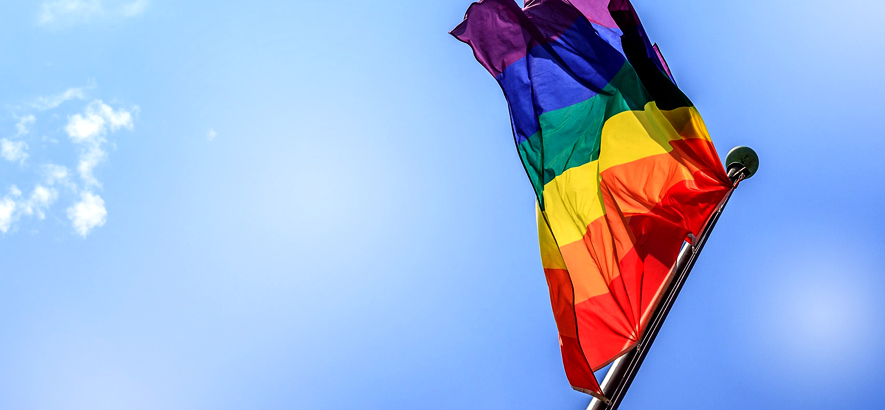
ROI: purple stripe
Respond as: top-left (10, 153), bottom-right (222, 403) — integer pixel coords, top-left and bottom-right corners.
top-left (450, 0), bottom-right (531, 78)
top-left (451, 0), bottom-right (586, 78)
top-left (564, 0), bottom-right (619, 29)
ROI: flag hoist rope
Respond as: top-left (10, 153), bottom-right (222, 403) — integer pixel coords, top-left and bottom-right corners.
top-left (586, 146), bottom-right (758, 410)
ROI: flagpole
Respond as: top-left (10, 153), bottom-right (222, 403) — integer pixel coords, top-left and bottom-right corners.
top-left (586, 146), bottom-right (758, 410)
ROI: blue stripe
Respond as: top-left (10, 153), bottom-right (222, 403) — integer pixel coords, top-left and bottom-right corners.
top-left (495, 17), bottom-right (627, 144)
top-left (591, 23), bottom-right (624, 56)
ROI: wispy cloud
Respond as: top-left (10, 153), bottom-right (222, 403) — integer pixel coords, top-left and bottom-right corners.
top-left (1, 115), bottom-right (39, 165)
top-left (0, 185), bottom-right (58, 234)
top-left (65, 100), bottom-right (135, 187)
top-left (21, 185), bottom-right (58, 220)
top-left (15, 115), bottom-right (36, 136)
top-left (38, 0), bottom-right (102, 26)
top-left (0, 197), bottom-right (15, 233)
top-left (207, 128), bottom-right (217, 141)
top-left (38, 0), bottom-right (148, 27)
top-left (31, 87), bottom-right (87, 110)
top-left (43, 163), bottom-right (75, 189)
top-left (1, 139), bottom-right (29, 164)
top-left (67, 191), bottom-right (106, 237)
top-left (119, 0), bottom-right (148, 17)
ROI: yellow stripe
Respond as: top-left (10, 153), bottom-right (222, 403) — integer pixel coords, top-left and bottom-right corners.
top-left (660, 105), bottom-right (712, 142)
top-left (541, 103), bottom-right (710, 246)
top-left (542, 160), bottom-right (604, 247)
top-left (537, 203), bottom-right (569, 270)
top-left (598, 103), bottom-right (678, 172)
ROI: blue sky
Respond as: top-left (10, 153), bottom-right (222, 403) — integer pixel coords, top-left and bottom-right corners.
top-left (1, 0), bottom-right (884, 409)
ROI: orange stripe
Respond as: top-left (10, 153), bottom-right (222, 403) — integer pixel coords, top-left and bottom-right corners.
top-left (557, 140), bottom-right (726, 304)
top-left (598, 140), bottom-right (718, 218)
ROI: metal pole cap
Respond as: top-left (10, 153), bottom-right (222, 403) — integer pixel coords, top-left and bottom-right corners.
top-left (725, 146), bottom-right (759, 179)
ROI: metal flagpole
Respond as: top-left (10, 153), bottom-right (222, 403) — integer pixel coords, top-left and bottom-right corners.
top-left (586, 146), bottom-right (759, 410)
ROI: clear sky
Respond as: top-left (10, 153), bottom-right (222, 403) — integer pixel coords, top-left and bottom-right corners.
top-left (1, 0), bottom-right (884, 409)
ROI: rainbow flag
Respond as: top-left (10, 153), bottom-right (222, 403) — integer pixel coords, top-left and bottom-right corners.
top-left (452, 0), bottom-right (732, 397)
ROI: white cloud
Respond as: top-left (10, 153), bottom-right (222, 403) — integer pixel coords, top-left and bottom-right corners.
top-left (15, 115), bottom-right (36, 136)
top-left (32, 87), bottom-right (87, 110)
top-left (65, 100), bottom-right (135, 187)
top-left (0, 198), bottom-right (15, 233)
top-left (1, 139), bottom-right (29, 164)
top-left (95, 101), bottom-right (134, 131)
top-left (3, 89), bottom-right (135, 238)
top-left (21, 185), bottom-right (58, 220)
top-left (0, 184), bottom-right (59, 233)
top-left (38, 0), bottom-right (148, 27)
top-left (67, 191), bottom-right (106, 237)
top-left (65, 100), bottom-right (133, 143)
top-left (43, 163), bottom-right (74, 189)
top-left (206, 129), bottom-right (217, 141)
top-left (77, 144), bottom-right (107, 187)
top-left (66, 113), bottom-right (105, 143)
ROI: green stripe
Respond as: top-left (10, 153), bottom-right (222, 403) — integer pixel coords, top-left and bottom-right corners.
top-left (518, 62), bottom-right (651, 208)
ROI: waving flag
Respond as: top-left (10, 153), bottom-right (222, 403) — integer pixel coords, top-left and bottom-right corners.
top-left (452, 0), bottom-right (732, 397)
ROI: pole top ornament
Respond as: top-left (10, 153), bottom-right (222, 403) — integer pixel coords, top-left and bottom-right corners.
top-left (726, 146), bottom-right (759, 179)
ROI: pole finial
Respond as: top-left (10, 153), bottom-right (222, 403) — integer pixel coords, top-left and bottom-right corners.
top-left (725, 146), bottom-right (759, 179)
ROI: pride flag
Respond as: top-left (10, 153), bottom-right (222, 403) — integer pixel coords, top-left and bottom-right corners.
top-left (452, 0), bottom-right (732, 397)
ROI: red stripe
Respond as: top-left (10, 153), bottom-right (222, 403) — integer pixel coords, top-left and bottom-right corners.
top-left (575, 273), bottom-right (637, 369)
top-left (544, 268), bottom-right (601, 394)
top-left (553, 140), bottom-right (730, 370)
top-left (560, 335), bottom-right (601, 393)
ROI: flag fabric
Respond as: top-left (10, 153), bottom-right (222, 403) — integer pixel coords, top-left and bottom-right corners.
top-left (451, 0), bottom-right (732, 397)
